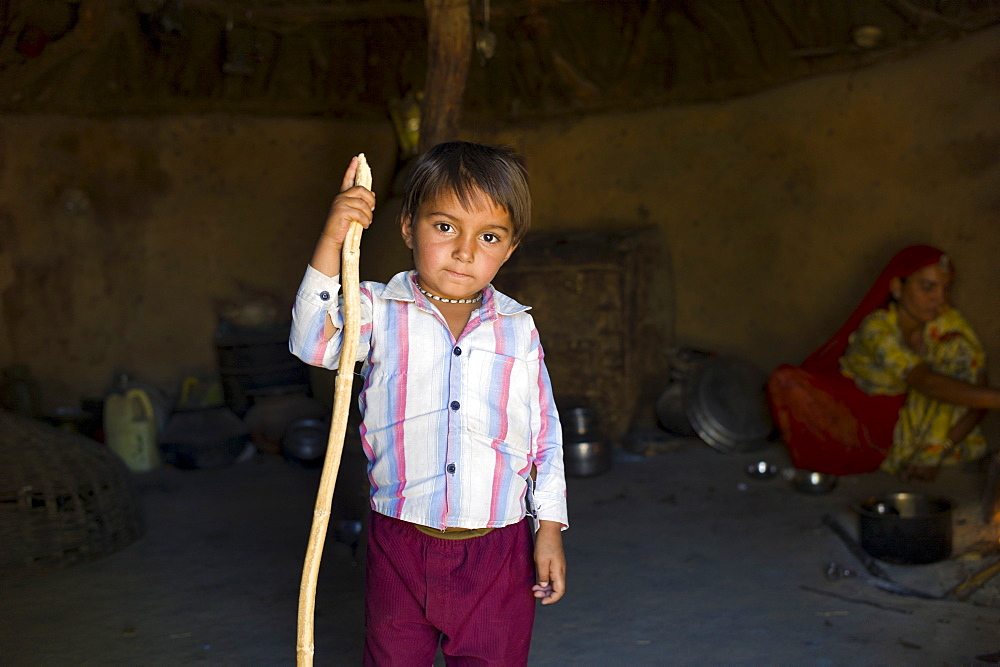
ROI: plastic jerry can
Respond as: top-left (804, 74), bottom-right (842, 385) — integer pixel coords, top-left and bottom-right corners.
top-left (104, 388), bottom-right (161, 472)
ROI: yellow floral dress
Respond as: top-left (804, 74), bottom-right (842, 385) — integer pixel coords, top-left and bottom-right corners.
top-left (839, 303), bottom-right (987, 473)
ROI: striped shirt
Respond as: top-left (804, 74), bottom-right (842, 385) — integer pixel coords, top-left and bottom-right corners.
top-left (290, 266), bottom-right (568, 531)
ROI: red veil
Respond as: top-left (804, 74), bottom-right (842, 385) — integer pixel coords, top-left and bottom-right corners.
top-left (767, 245), bottom-right (947, 475)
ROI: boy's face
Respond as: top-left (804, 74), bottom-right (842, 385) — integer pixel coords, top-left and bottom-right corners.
top-left (401, 188), bottom-right (517, 302)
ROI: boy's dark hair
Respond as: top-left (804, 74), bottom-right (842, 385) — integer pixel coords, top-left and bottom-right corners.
top-left (400, 141), bottom-right (531, 245)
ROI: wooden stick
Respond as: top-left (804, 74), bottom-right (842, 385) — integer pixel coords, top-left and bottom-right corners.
top-left (948, 559), bottom-right (1000, 601)
top-left (297, 154), bottom-right (372, 666)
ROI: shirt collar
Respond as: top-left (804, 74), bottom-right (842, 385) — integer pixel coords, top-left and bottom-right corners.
top-left (378, 270), bottom-right (530, 319)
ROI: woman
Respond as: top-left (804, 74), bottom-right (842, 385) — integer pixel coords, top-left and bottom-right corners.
top-left (767, 244), bottom-right (1000, 480)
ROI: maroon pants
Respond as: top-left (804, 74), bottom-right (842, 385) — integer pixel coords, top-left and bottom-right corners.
top-left (364, 512), bottom-right (536, 666)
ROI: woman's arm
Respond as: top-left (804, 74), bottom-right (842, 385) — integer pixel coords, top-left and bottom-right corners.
top-left (900, 370), bottom-right (990, 482)
top-left (946, 369), bottom-right (989, 445)
top-left (904, 363), bottom-right (1000, 410)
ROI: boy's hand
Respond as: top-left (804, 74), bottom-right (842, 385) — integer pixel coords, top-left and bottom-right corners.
top-left (321, 155), bottom-right (377, 246)
top-left (532, 520), bottom-right (566, 605)
top-left (312, 156), bottom-right (376, 277)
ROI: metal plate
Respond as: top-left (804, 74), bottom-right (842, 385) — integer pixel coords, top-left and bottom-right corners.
top-left (683, 356), bottom-right (772, 453)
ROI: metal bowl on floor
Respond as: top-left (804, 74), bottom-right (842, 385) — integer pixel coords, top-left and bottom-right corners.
top-left (785, 468), bottom-right (839, 494)
top-left (746, 460), bottom-right (779, 479)
top-left (282, 417), bottom-right (328, 468)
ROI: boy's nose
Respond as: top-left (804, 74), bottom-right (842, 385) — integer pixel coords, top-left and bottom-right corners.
top-left (453, 238), bottom-right (474, 262)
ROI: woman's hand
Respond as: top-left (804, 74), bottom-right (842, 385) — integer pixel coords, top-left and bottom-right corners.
top-left (899, 438), bottom-right (957, 482)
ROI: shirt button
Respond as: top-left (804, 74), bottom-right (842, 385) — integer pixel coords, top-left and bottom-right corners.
top-left (446, 463), bottom-right (456, 474)
top-left (319, 290), bottom-right (331, 301)
top-left (450, 401), bottom-right (460, 411)
top-left (453, 346), bottom-right (462, 356)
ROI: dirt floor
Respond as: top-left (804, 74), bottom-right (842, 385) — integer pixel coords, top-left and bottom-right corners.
top-left (2, 437), bottom-right (1000, 666)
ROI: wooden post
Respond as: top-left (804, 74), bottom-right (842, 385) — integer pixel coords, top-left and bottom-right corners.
top-left (419, 0), bottom-right (473, 152)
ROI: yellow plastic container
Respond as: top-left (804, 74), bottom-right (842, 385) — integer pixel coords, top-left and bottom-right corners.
top-left (104, 388), bottom-right (161, 472)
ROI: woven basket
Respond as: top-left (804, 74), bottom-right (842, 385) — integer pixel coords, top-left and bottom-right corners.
top-left (0, 410), bottom-right (144, 571)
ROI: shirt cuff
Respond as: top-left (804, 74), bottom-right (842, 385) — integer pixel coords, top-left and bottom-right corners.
top-left (298, 265), bottom-right (343, 328)
top-left (533, 491), bottom-right (569, 530)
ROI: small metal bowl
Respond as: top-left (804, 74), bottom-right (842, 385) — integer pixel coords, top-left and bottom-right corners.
top-left (785, 468), bottom-right (839, 494)
top-left (745, 460), bottom-right (779, 479)
top-left (282, 418), bottom-right (328, 467)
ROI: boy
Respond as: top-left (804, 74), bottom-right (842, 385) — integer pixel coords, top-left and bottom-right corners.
top-left (289, 141), bottom-right (567, 665)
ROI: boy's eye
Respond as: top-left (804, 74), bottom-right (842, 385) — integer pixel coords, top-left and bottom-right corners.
top-left (482, 233), bottom-right (497, 243)
top-left (434, 222), bottom-right (453, 233)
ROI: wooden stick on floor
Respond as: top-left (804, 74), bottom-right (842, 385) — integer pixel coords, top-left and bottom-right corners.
top-left (297, 154), bottom-right (372, 667)
top-left (948, 559), bottom-right (1000, 601)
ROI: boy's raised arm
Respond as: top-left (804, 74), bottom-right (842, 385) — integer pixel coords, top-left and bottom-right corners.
top-left (310, 155), bottom-right (376, 279)
top-left (309, 156), bottom-right (375, 339)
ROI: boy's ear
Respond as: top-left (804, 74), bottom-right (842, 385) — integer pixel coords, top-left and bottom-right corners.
top-left (502, 243), bottom-right (518, 264)
top-left (400, 214), bottom-right (414, 249)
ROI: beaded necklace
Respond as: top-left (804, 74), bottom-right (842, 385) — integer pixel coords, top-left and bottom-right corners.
top-left (416, 284), bottom-right (483, 304)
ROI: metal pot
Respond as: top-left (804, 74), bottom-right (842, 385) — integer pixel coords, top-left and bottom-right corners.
top-left (563, 440), bottom-right (612, 478)
top-left (856, 493), bottom-right (953, 565)
top-left (561, 407), bottom-right (612, 478)
top-left (283, 417), bottom-right (328, 468)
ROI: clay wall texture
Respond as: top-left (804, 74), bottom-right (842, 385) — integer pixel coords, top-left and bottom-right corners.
top-left (0, 27), bottom-right (997, 438)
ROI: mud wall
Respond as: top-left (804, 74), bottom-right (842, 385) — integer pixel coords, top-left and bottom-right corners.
top-left (470, 26), bottom-right (1000, 375)
top-left (0, 117), bottom-right (399, 406)
top-left (1, 28), bottom-right (997, 441)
